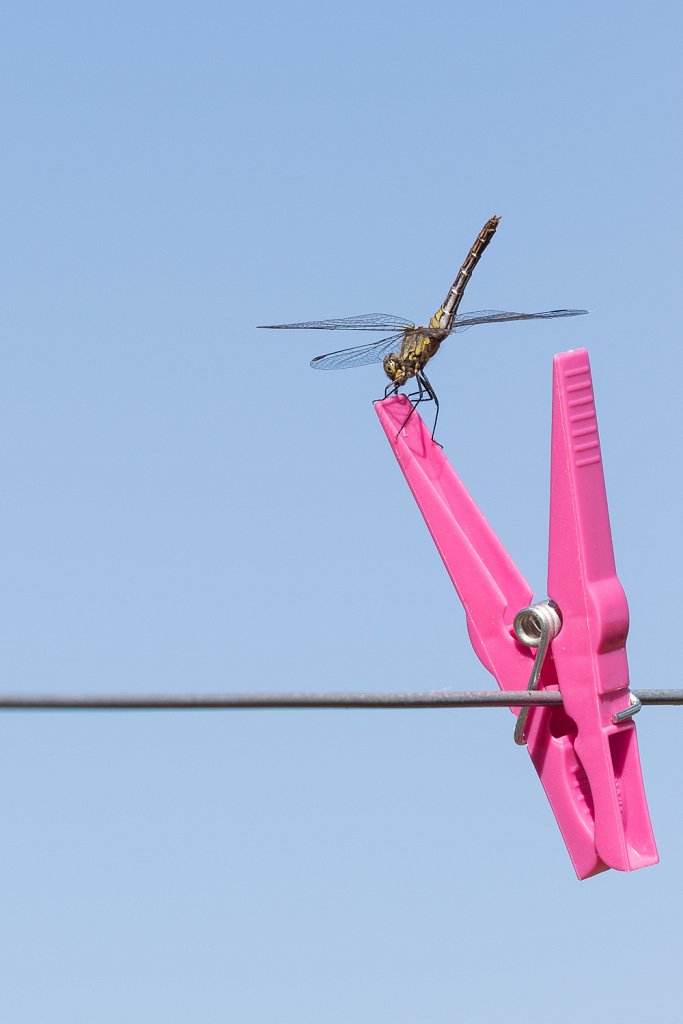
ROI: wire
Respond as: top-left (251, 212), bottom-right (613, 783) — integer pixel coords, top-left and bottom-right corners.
top-left (0, 689), bottom-right (680, 709)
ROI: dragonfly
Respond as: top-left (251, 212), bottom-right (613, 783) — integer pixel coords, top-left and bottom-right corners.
top-left (259, 215), bottom-right (588, 435)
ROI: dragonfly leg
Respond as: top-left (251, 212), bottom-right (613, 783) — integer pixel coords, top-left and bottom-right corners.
top-left (397, 373), bottom-right (428, 436)
top-left (384, 372), bottom-right (440, 445)
top-left (405, 376), bottom-right (424, 404)
top-left (419, 371), bottom-right (441, 442)
top-left (400, 371), bottom-right (442, 446)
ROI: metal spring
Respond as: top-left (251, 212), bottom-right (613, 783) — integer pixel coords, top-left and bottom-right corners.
top-left (512, 600), bottom-right (562, 746)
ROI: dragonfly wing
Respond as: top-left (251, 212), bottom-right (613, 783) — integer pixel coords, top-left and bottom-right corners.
top-left (449, 309), bottom-right (589, 332)
top-left (258, 313), bottom-right (414, 331)
top-left (310, 332), bottom-right (405, 370)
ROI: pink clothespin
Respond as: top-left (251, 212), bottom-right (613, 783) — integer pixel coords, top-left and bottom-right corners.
top-left (375, 348), bottom-right (658, 879)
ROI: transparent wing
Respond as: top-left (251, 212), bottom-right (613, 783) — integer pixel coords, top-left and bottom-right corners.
top-left (258, 313), bottom-right (414, 331)
top-left (310, 332), bottom-right (406, 370)
top-left (448, 308), bottom-right (589, 333)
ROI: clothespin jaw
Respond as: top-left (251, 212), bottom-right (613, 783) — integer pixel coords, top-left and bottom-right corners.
top-left (375, 350), bottom-right (657, 878)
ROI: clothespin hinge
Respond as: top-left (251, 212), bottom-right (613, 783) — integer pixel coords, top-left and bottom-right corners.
top-left (513, 600), bottom-right (562, 746)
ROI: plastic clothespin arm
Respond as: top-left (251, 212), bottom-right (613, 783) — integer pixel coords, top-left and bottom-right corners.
top-left (544, 349), bottom-right (658, 872)
top-left (375, 397), bottom-right (533, 692)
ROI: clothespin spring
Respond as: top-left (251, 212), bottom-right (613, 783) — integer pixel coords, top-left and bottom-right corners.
top-left (513, 600), bottom-right (562, 746)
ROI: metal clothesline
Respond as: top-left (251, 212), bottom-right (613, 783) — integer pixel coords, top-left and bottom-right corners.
top-left (0, 689), bottom-right (681, 710)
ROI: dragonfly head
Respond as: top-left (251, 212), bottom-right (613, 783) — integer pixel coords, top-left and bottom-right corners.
top-left (383, 353), bottom-right (408, 386)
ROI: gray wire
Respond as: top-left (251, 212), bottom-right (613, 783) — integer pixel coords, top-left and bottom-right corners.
top-left (0, 689), bottom-right (680, 709)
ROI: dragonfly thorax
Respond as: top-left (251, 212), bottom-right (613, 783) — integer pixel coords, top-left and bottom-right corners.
top-left (383, 328), bottom-right (444, 386)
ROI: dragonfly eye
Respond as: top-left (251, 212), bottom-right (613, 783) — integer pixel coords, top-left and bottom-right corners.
top-left (383, 354), bottom-right (402, 382)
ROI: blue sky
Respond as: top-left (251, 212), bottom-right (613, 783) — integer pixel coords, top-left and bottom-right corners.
top-left (1, 0), bottom-right (681, 1020)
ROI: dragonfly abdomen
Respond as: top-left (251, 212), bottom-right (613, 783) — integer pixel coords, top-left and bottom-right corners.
top-left (433, 214), bottom-right (501, 330)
